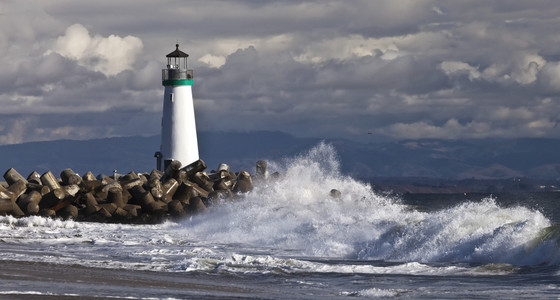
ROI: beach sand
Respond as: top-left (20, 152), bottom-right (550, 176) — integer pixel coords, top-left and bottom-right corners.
top-left (0, 260), bottom-right (265, 299)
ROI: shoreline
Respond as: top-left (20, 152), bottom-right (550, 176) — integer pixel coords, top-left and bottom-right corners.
top-left (0, 259), bottom-right (264, 299)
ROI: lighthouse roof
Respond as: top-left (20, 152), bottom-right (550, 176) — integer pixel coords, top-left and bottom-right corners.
top-left (166, 44), bottom-right (189, 58)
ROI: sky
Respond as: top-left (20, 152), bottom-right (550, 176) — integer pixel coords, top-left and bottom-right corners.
top-left (1, 0), bottom-right (560, 145)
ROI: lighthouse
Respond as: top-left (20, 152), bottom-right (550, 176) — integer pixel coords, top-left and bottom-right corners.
top-left (155, 44), bottom-right (199, 171)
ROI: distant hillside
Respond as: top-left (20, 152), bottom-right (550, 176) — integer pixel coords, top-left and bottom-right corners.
top-left (0, 131), bottom-right (319, 177)
top-left (344, 138), bottom-right (560, 180)
top-left (0, 135), bottom-right (159, 177)
top-left (0, 132), bottom-right (559, 180)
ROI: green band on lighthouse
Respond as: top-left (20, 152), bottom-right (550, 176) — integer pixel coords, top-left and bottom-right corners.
top-left (163, 79), bottom-right (193, 86)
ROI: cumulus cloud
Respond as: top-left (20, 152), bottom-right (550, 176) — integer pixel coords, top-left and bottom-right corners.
top-left (198, 54), bottom-right (226, 68)
top-left (538, 62), bottom-right (560, 92)
top-left (49, 24), bottom-right (143, 76)
top-left (2, 0), bottom-right (560, 145)
top-left (440, 53), bottom-right (546, 85)
top-left (0, 117), bottom-right (32, 145)
top-left (0, 9), bottom-right (157, 144)
top-left (510, 53), bottom-right (545, 85)
top-left (294, 34), bottom-right (399, 63)
top-left (377, 119), bottom-right (496, 139)
top-left (439, 61), bottom-right (481, 81)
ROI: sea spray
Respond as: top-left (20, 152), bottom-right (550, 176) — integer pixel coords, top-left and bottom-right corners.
top-left (357, 198), bottom-right (553, 265)
top-left (178, 142), bottom-right (559, 266)
top-left (179, 142), bottom-right (413, 257)
top-left (1, 143), bottom-right (560, 298)
top-left (0, 142), bottom-right (559, 272)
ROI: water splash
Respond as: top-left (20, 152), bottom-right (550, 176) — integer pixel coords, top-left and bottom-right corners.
top-left (357, 198), bottom-right (552, 265)
top-left (0, 142), bottom-right (558, 268)
top-left (179, 142), bottom-right (558, 265)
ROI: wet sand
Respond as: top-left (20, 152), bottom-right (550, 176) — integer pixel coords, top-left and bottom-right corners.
top-left (0, 260), bottom-right (268, 299)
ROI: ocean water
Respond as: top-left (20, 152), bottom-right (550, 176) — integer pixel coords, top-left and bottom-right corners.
top-left (1, 143), bottom-right (559, 299)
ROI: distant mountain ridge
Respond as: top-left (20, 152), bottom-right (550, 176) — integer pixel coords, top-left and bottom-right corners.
top-left (338, 138), bottom-right (560, 180)
top-left (0, 131), bottom-right (559, 180)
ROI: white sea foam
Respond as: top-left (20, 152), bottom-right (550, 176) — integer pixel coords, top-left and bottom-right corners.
top-left (0, 291), bottom-right (179, 300)
top-left (179, 142), bottom-right (411, 257)
top-left (341, 287), bottom-right (404, 298)
top-left (0, 142), bottom-right (558, 277)
top-left (176, 142), bottom-right (556, 266)
top-left (0, 291), bottom-right (79, 297)
top-left (174, 253), bottom-right (476, 276)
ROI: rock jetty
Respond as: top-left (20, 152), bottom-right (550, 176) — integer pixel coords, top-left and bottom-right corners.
top-left (0, 159), bottom-right (266, 224)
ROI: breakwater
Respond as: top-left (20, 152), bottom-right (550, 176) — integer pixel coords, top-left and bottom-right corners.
top-left (0, 159), bottom-right (267, 223)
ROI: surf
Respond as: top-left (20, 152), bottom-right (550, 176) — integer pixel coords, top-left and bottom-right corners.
top-left (1, 142), bottom-right (558, 269)
top-left (177, 142), bottom-right (559, 266)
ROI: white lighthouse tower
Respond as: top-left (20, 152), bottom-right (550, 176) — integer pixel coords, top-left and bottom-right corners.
top-left (156, 44), bottom-right (199, 171)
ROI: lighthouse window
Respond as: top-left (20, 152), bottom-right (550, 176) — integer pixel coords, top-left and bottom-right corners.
top-left (169, 93), bottom-right (174, 102)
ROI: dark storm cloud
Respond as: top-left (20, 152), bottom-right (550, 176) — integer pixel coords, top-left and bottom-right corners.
top-left (1, 0), bottom-right (560, 144)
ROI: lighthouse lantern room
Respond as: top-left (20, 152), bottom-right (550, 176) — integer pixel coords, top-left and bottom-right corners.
top-left (156, 44), bottom-right (199, 171)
